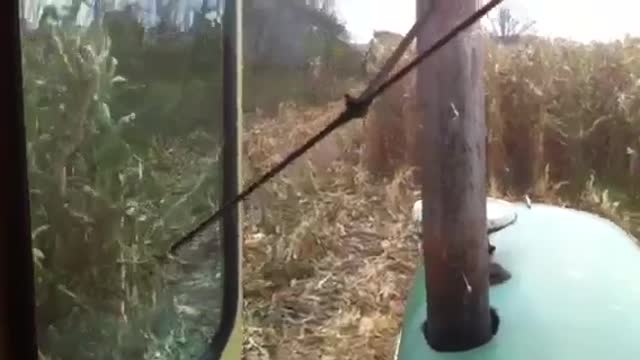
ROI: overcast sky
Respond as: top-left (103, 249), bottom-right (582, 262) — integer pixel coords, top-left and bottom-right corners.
top-left (335, 0), bottom-right (640, 43)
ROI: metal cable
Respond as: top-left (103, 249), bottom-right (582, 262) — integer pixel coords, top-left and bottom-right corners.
top-left (167, 0), bottom-right (504, 256)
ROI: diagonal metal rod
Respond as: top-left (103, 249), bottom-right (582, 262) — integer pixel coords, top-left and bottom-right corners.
top-left (168, 0), bottom-right (504, 255)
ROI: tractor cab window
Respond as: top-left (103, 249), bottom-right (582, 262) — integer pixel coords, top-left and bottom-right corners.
top-left (19, 1), bottom-right (231, 358)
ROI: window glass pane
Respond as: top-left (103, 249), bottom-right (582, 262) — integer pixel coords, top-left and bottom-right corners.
top-left (242, 1), bottom-right (640, 359)
top-left (20, 1), bottom-right (227, 358)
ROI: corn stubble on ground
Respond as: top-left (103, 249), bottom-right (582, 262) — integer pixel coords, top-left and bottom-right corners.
top-left (242, 98), bottom-right (421, 360)
top-left (242, 34), bottom-right (640, 359)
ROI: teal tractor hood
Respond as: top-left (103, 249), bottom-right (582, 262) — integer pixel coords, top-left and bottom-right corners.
top-left (396, 203), bottom-right (640, 359)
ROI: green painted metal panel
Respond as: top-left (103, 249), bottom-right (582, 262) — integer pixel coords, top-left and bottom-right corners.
top-left (396, 203), bottom-right (640, 359)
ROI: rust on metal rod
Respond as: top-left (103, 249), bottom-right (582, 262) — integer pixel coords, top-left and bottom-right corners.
top-left (417, 0), bottom-right (493, 351)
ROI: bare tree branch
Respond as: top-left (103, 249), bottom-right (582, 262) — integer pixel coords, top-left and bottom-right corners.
top-left (489, 5), bottom-right (535, 43)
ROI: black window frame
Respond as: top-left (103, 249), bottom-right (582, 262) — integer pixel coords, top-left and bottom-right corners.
top-left (0, 0), bottom-right (242, 359)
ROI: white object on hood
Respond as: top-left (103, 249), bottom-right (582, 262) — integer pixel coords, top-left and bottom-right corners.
top-left (412, 197), bottom-right (517, 232)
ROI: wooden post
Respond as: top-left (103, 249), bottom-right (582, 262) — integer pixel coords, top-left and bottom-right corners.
top-left (417, 0), bottom-right (493, 351)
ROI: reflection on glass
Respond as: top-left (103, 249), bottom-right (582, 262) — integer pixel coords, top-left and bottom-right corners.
top-left (20, 1), bottom-right (225, 358)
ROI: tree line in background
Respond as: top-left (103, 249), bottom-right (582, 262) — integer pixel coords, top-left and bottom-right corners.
top-left (22, 0), bottom-right (362, 139)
